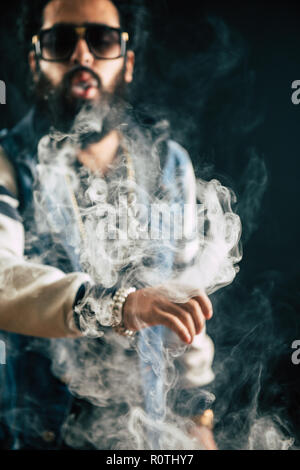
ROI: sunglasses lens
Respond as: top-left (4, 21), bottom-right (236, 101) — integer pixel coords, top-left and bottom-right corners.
top-left (87, 25), bottom-right (122, 59)
top-left (41, 27), bottom-right (76, 60)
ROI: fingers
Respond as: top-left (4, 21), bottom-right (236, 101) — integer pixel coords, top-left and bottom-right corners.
top-left (155, 299), bottom-right (208, 344)
top-left (157, 309), bottom-right (192, 344)
top-left (161, 293), bottom-right (213, 343)
top-left (168, 302), bottom-right (198, 339)
top-left (192, 293), bottom-right (213, 320)
top-left (180, 299), bottom-right (206, 335)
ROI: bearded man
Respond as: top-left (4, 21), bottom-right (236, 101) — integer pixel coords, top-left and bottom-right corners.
top-left (0, 0), bottom-right (216, 450)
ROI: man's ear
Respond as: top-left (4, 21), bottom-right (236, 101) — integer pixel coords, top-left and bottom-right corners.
top-left (124, 50), bottom-right (135, 84)
top-left (29, 51), bottom-right (39, 83)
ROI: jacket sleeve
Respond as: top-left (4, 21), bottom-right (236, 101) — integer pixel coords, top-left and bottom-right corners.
top-left (165, 141), bottom-right (215, 396)
top-left (0, 145), bottom-right (92, 338)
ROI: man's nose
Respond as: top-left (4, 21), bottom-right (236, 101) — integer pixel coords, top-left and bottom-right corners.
top-left (70, 38), bottom-right (94, 67)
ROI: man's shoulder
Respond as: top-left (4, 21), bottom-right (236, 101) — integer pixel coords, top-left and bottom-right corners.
top-left (161, 140), bottom-right (194, 181)
top-left (0, 128), bottom-right (9, 159)
top-left (0, 108), bottom-right (39, 159)
top-left (0, 128), bottom-right (8, 140)
top-left (0, 110), bottom-right (38, 211)
top-left (0, 130), bottom-right (19, 198)
top-left (131, 111), bottom-right (192, 169)
top-left (166, 140), bottom-right (192, 167)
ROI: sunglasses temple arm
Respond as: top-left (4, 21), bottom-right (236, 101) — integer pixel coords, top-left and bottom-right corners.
top-left (120, 33), bottom-right (129, 57)
top-left (32, 36), bottom-right (41, 57)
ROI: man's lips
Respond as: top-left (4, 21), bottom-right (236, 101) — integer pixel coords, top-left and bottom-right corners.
top-left (70, 71), bottom-right (99, 99)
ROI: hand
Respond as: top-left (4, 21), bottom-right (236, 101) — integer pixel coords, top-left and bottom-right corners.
top-left (122, 287), bottom-right (213, 344)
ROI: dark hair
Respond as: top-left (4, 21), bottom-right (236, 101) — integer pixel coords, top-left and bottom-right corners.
top-left (18, 0), bottom-right (148, 56)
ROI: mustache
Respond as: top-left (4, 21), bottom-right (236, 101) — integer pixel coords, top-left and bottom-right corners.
top-left (33, 64), bottom-right (128, 136)
top-left (62, 65), bottom-right (102, 91)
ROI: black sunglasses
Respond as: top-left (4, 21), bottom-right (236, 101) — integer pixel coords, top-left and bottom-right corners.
top-left (32, 23), bottom-right (129, 62)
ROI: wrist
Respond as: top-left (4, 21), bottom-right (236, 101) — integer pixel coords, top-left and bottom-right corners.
top-left (122, 290), bottom-right (137, 330)
top-left (72, 283), bottom-right (116, 336)
top-left (72, 283), bottom-right (137, 338)
top-left (111, 287), bottom-right (137, 337)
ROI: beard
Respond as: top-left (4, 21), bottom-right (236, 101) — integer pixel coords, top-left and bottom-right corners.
top-left (33, 65), bottom-right (129, 147)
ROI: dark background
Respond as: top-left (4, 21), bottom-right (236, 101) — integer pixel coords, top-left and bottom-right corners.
top-left (0, 0), bottom-right (299, 448)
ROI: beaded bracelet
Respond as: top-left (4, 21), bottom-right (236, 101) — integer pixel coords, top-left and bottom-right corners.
top-left (111, 287), bottom-right (137, 337)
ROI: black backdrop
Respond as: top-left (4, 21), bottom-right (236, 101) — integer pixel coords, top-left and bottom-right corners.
top-left (0, 0), bottom-right (299, 448)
